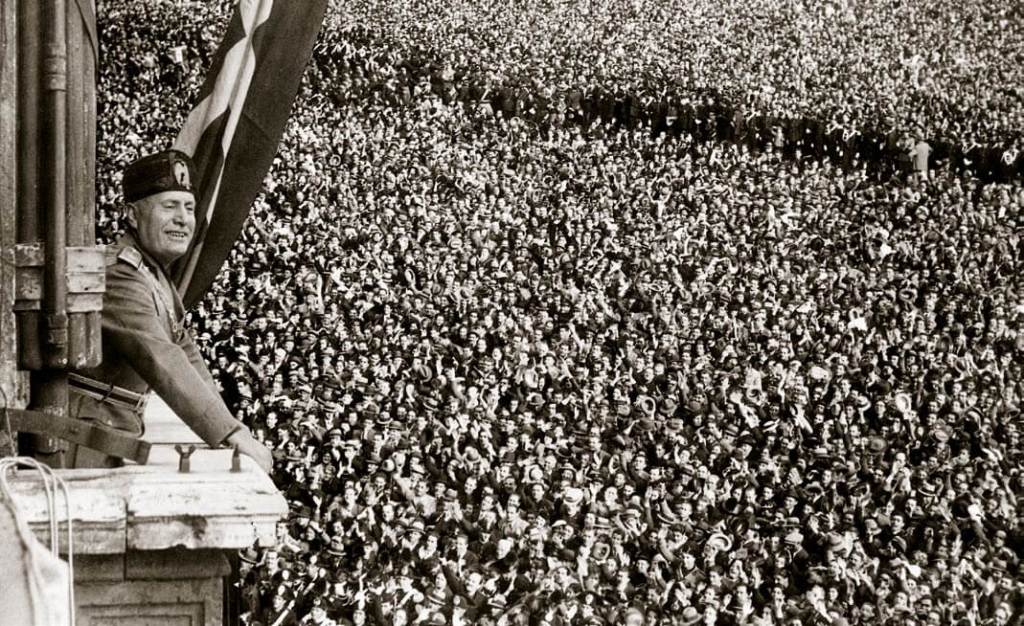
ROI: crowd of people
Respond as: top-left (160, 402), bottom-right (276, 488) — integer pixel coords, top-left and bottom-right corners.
top-left (321, 0), bottom-right (1024, 182)
top-left (97, 1), bottom-right (1023, 625)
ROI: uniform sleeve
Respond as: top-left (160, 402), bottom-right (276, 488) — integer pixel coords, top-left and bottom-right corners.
top-left (102, 263), bottom-right (243, 446)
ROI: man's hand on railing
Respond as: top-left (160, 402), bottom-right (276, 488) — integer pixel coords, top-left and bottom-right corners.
top-left (226, 429), bottom-right (274, 474)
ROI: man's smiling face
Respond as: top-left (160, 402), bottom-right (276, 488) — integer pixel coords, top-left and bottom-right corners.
top-left (129, 190), bottom-right (196, 266)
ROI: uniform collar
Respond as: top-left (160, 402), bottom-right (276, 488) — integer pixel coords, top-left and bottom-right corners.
top-left (118, 231), bottom-right (186, 305)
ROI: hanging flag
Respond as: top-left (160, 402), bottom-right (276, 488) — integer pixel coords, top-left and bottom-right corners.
top-left (172, 0), bottom-right (329, 308)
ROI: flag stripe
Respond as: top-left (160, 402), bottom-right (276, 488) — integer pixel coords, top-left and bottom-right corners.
top-left (173, 1), bottom-right (270, 156)
top-left (176, 7), bottom-right (270, 293)
top-left (172, 0), bottom-right (329, 308)
top-left (175, 108), bottom-right (229, 297)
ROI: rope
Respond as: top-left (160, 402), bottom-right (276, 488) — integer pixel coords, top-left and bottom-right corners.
top-left (0, 457), bottom-right (75, 626)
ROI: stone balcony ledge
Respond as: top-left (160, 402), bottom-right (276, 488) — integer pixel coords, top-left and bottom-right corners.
top-left (5, 396), bottom-right (286, 555)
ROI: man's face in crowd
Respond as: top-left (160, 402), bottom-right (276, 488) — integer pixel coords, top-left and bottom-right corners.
top-left (497, 539), bottom-right (513, 559)
top-left (466, 571), bottom-right (483, 594)
top-left (682, 552), bottom-right (695, 569)
top-left (876, 576), bottom-right (892, 597)
top-left (531, 483), bottom-right (544, 500)
top-left (130, 190), bottom-right (195, 265)
top-left (478, 493), bottom-right (495, 511)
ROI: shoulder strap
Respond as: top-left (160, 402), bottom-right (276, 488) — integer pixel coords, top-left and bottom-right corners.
top-left (106, 244), bottom-right (184, 336)
top-left (115, 246), bottom-right (144, 269)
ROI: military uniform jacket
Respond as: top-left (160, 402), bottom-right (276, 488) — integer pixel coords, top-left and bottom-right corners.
top-left (70, 232), bottom-right (243, 446)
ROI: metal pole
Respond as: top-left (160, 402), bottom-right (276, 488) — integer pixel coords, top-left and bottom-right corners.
top-left (27, 0), bottom-right (70, 466)
top-left (43, 0), bottom-right (68, 366)
top-left (16, 0), bottom-right (43, 371)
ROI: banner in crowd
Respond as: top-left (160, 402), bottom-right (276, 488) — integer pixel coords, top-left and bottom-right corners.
top-left (172, 0), bottom-right (329, 308)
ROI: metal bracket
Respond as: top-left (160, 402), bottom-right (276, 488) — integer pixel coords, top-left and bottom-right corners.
top-left (175, 444), bottom-right (196, 473)
top-left (10, 243), bottom-right (106, 313)
top-left (10, 243), bottom-right (106, 370)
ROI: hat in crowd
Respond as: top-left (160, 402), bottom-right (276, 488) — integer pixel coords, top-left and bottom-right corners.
top-left (867, 437), bottom-right (887, 454)
top-left (420, 394), bottom-right (441, 413)
top-left (426, 588), bottom-right (447, 607)
top-left (622, 505), bottom-right (643, 521)
top-left (525, 465), bottom-right (545, 483)
top-left (123, 149), bottom-right (198, 203)
top-left (563, 487), bottom-right (584, 507)
top-left (679, 607), bottom-right (702, 625)
top-left (918, 480), bottom-right (941, 499)
top-left (239, 547), bottom-right (260, 565)
top-left (706, 532), bottom-right (732, 551)
top-left (684, 400), bottom-right (706, 416)
top-left (623, 607), bottom-right (644, 621)
top-left (401, 519), bottom-right (425, 536)
top-left (808, 365), bottom-right (830, 381)
top-left (655, 510), bottom-right (678, 527)
top-left (592, 516), bottom-right (612, 532)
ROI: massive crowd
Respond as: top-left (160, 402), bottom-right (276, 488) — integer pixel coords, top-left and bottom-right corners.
top-left (322, 0), bottom-right (1024, 182)
top-left (97, 1), bottom-right (1023, 625)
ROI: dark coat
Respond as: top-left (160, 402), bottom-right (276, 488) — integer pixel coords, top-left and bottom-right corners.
top-left (70, 233), bottom-right (244, 454)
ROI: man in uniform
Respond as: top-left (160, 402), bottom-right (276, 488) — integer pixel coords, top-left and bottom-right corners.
top-left (66, 149), bottom-right (272, 472)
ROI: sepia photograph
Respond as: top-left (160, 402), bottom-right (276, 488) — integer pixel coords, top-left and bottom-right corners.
top-left (0, 0), bottom-right (1022, 624)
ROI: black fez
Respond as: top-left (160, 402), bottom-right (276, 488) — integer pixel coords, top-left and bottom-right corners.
top-left (122, 149), bottom-right (198, 203)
